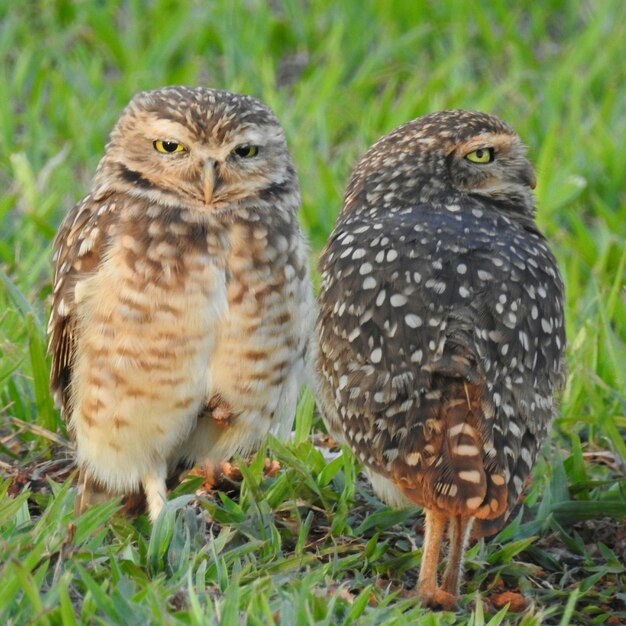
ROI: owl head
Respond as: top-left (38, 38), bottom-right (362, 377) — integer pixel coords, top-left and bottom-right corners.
top-left (344, 109), bottom-right (537, 220)
top-left (93, 86), bottom-right (299, 217)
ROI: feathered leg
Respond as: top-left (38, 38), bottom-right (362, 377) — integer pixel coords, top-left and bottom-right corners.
top-left (142, 466), bottom-right (167, 522)
top-left (75, 469), bottom-right (110, 516)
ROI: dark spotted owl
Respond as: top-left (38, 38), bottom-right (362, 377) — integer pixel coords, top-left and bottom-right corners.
top-left (316, 110), bottom-right (566, 608)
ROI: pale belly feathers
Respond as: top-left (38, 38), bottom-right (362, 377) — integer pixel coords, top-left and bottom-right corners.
top-left (70, 227), bottom-right (308, 493)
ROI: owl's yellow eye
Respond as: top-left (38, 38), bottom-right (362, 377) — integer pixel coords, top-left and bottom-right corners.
top-left (233, 144), bottom-right (259, 158)
top-left (153, 140), bottom-right (186, 154)
top-left (465, 148), bottom-right (494, 163)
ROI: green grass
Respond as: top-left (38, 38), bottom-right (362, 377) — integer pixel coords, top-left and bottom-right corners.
top-left (1, 1), bottom-right (625, 624)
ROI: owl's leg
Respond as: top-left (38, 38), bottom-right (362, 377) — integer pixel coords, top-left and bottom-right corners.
top-left (416, 509), bottom-right (455, 609)
top-left (75, 469), bottom-right (110, 516)
top-left (440, 515), bottom-right (473, 597)
top-left (142, 466), bottom-right (167, 522)
top-left (76, 468), bottom-right (147, 517)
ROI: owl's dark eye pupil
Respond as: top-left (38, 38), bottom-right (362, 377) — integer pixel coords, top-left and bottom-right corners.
top-left (234, 144), bottom-right (259, 158)
top-left (162, 141), bottom-right (179, 152)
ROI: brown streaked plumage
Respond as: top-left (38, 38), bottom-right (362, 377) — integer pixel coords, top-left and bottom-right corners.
top-left (316, 110), bottom-right (565, 609)
top-left (48, 86), bottom-right (314, 522)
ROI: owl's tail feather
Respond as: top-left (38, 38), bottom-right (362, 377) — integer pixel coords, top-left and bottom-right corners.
top-left (432, 379), bottom-right (489, 516)
top-left (391, 378), bottom-right (483, 517)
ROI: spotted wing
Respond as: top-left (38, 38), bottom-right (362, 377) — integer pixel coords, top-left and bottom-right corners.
top-left (48, 194), bottom-right (116, 420)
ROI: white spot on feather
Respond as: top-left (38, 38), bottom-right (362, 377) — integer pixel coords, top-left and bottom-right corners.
top-left (390, 294), bottom-right (408, 307)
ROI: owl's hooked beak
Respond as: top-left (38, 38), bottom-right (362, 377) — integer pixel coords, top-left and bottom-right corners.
top-left (521, 163), bottom-right (537, 190)
top-left (203, 161), bottom-right (216, 204)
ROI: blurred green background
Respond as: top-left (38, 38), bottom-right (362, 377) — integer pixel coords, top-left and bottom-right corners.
top-left (1, 1), bottom-right (625, 624)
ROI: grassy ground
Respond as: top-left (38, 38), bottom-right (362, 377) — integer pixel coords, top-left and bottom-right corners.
top-left (1, 1), bottom-right (625, 624)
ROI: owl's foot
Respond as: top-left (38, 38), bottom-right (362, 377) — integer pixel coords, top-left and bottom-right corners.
top-left (196, 458), bottom-right (281, 489)
top-left (416, 585), bottom-right (458, 611)
top-left (201, 393), bottom-right (234, 428)
top-left (194, 460), bottom-right (228, 489)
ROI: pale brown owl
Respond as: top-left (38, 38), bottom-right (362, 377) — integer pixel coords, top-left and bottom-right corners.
top-left (48, 86), bottom-right (314, 522)
top-left (316, 110), bottom-right (565, 608)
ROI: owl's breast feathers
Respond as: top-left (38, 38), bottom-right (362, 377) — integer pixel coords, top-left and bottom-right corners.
top-left (317, 200), bottom-right (565, 533)
top-left (207, 207), bottom-right (313, 436)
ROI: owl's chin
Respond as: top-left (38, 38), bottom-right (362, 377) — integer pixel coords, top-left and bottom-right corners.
top-left (150, 191), bottom-right (226, 215)
top-left (152, 189), bottom-right (265, 221)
